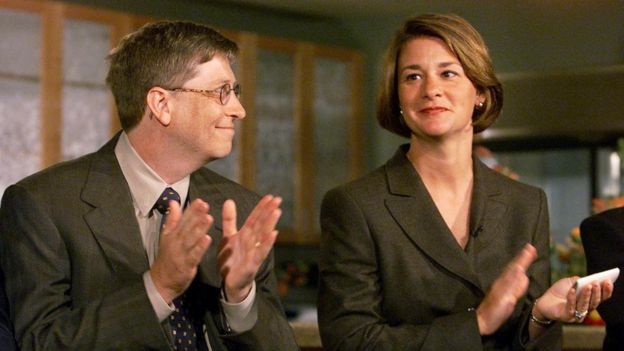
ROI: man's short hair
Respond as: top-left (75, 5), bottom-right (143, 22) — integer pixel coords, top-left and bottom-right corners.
top-left (106, 21), bottom-right (238, 131)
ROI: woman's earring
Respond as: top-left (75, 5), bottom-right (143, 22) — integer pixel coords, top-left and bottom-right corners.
top-left (399, 108), bottom-right (407, 127)
top-left (477, 101), bottom-right (484, 109)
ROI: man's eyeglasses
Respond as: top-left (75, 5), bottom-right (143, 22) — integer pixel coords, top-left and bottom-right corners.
top-left (168, 83), bottom-right (241, 105)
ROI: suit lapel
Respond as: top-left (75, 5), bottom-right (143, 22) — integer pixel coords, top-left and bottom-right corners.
top-left (190, 169), bottom-right (227, 288)
top-left (470, 160), bottom-right (509, 251)
top-left (78, 137), bottom-right (235, 289)
top-left (384, 147), bottom-right (483, 291)
top-left (81, 136), bottom-right (150, 280)
top-left (470, 159), bottom-right (512, 288)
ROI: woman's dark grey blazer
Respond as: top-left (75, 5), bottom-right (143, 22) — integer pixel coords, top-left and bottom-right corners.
top-left (318, 145), bottom-right (562, 350)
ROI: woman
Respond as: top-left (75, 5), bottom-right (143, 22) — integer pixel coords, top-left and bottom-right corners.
top-left (317, 13), bottom-right (612, 350)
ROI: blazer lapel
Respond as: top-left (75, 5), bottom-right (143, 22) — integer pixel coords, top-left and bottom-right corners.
top-left (81, 136), bottom-right (150, 280)
top-left (190, 170), bottom-right (227, 288)
top-left (470, 160), bottom-right (509, 250)
top-left (78, 137), bottom-right (241, 289)
top-left (384, 147), bottom-right (482, 291)
top-left (470, 159), bottom-right (512, 287)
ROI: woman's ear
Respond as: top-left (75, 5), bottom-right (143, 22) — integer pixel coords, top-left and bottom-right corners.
top-left (146, 87), bottom-right (172, 126)
top-left (476, 93), bottom-right (486, 108)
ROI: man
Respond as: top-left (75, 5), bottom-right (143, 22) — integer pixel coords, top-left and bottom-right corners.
top-left (0, 21), bottom-right (297, 350)
top-left (580, 207), bottom-right (624, 351)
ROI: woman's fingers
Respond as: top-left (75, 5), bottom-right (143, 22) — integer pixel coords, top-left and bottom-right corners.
top-left (572, 283), bottom-right (593, 321)
top-left (511, 244), bottom-right (537, 273)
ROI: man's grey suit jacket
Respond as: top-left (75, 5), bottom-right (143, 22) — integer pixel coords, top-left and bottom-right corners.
top-left (0, 135), bottom-right (297, 350)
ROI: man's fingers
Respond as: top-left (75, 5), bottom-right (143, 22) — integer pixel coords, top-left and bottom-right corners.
top-left (187, 235), bottom-right (212, 265)
top-left (255, 208), bottom-right (282, 241)
top-left (175, 199), bottom-right (210, 237)
top-left (170, 199), bottom-right (212, 249)
top-left (182, 214), bottom-right (213, 250)
top-left (250, 197), bottom-right (282, 234)
top-left (162, 200), bottom-right (183, 235)
top-left (235, 196), bottom-right (281, 247)
top-left (222, 199), bottom-right (238, 236)
top-left (242, 195), bottom-right (275, 229)
top-left (256, 230), bottom-right (279, 258)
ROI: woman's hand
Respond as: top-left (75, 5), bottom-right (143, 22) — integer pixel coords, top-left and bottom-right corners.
top-left (476, 244), bottom-right (537, 335)
top-left (534, 276), bottom-right (614, 323)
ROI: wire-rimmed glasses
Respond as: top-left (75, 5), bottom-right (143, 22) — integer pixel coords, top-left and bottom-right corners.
top-left (168, 83), bottom-right (241, 105)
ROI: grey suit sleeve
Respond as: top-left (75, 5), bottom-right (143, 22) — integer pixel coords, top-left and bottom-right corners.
top-left (0, 185), bottom-right (171, 350)
top-left (318, 187), bottom-right (483, 351)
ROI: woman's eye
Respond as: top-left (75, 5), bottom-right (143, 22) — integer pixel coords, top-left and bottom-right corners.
top-left (441, 70), bottom-right (458, 78)
top-left (405, 73), bottom-right (421, 81)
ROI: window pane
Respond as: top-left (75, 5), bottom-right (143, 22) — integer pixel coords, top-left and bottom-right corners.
top-left (255, 49), bottom-right (295, 229)
top-left (496, 149), bottom-right (591, 243)
top-left (0, 9), bottom-right (41, 77)
top-left (0, 80), bottom-right (41, 193)
top-left (62, 19), bottom-right (111, 160)
top-left (313, 58), bottom-right (351, 234)
top-left (63, 19), bottom-right (109, 84)
top-left (61, 86), bottom-right (110, 160)
top-left (0, 9), bottom-right (41, 194)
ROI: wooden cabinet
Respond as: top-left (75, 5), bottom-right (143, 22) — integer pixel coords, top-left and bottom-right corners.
top-left (224, 35), bottom-right (363, 244)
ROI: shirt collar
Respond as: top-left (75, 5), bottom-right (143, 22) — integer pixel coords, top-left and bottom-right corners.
top-left (114, 132), bottom-right (190, 217)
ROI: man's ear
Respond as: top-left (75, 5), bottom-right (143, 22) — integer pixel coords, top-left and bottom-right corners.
top-left (146, 87), bottom-right (172, 126)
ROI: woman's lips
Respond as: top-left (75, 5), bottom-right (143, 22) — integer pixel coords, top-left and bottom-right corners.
top-left (419, 106), bottom-right (449, 114)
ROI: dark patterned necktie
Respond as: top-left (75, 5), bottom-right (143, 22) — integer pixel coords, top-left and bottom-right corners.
top-left (153, 187), bottom-right (208, 351)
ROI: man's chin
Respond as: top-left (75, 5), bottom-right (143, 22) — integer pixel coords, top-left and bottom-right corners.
top-left (205, 148), bottom-right (233, 163)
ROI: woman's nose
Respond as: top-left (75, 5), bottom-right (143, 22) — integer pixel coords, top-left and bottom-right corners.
top-left (422, 77), bottom-right (442, 98)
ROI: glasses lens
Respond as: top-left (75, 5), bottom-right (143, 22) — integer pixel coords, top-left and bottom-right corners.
top-left (219, 84), bottom-right (241, 105)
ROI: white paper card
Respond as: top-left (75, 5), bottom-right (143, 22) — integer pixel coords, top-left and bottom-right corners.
top-left (575, 267), bottom-right (620, 297)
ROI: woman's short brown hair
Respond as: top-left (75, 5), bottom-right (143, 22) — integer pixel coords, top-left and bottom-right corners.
top-left (106, 21), bottom-right (238, 131)
top-left (377, 13), bottom-right (503, 137)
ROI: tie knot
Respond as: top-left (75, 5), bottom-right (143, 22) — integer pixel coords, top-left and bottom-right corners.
top-left (153, 187), bottom-right (181, 215)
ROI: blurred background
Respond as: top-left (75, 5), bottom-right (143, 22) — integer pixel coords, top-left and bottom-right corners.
top-left (1, 0), bottom-right (623, 328)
